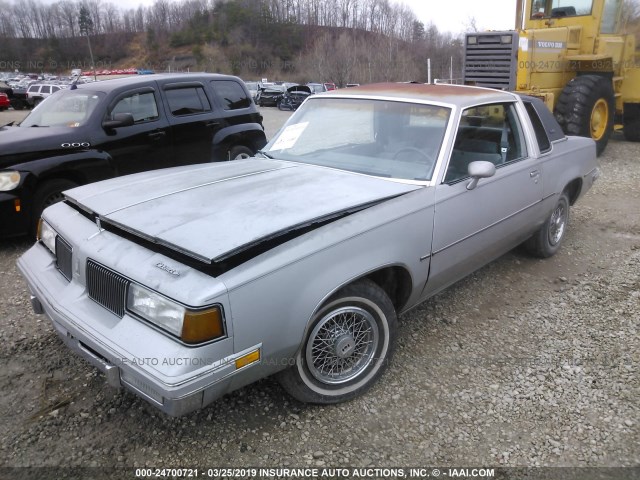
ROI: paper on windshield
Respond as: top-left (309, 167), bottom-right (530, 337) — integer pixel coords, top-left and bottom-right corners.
top-left (270, 122), bottom-right (308, 151)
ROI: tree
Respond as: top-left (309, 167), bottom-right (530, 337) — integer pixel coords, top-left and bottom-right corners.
top-left (78, 4), bottom-right (96, 80)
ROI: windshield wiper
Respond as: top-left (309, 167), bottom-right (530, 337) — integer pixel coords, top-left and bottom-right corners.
top-left (1, 121), bottom-right (14, 128)
top-left (256, 150), bottom-right (274, 159)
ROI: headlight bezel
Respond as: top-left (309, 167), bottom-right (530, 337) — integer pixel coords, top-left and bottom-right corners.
top-left (126, 282), bottom-right (225, 345)
top-left (0, 171), bottom-right (21, 192)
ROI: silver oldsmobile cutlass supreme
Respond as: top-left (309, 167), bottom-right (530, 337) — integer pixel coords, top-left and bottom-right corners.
top-left (18, 83), bottom-right (600, 416)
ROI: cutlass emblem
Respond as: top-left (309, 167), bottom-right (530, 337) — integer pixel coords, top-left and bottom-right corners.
top-left (155, 262), bottom-right (181, 276)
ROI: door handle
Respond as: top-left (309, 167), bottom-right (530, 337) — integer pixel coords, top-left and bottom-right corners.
top-left (529, 170), bottom-right (540, 178)
top-left (148, 130), bottom-right (166, 140)
top-left (205, 121), bottom-right (221, 128)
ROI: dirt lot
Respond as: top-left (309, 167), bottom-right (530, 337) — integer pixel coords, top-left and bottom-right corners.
top-left (0, 106), bottom-right (638, 476)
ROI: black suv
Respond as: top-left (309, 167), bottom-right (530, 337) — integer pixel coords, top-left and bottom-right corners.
top-left (0, 73), bottom-right (267, 237)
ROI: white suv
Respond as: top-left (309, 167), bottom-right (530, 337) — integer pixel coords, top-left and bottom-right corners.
top-left (27, 83), bottom-right (66, 106)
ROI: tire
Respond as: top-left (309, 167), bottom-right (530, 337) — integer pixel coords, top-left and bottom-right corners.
top-left (33, 97), bottom-right (43, 107)
top-left (623, 103), bottom-right (640, 142)
top-left (554, 75), bottom-right (614, 156)
top-left (227, 145), bottom-right (254, 160)
top-left (525, 191), bottom-right (570, 258)
top-left (277, 279), bottom-right (397, 404)
top-left (31, 179), bottom-right (78, 236)
top-left (10, 99), bottom-right (24, 110)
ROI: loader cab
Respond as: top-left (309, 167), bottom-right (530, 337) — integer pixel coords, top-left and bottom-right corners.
top-left (525, 0), bottom-right (624, 36)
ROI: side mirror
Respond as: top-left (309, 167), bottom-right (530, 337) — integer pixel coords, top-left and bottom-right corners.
top-left (466, 161), bottom-right (496, 190)
top-left (102, 113), bottom-right (134, 130)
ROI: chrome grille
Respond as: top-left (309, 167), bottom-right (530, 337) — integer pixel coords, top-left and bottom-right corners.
top-left (86, 260), bottom-right (129, 317)
top-left (55, 236), bottom-right (73, 281)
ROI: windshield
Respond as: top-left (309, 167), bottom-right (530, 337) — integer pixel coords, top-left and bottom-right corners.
top-left (20, 89), bottom-right (104, 127)
top-left (530, 0), bottom-right (593, 18)
top-left (265, 98), bottom-right (451, 182)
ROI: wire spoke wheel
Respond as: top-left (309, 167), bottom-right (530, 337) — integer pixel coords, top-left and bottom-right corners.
top-left (525, 191), bottom-right (570, 258)
top-left (548, 202), bottom-right (567, 246)
top-left (306, 307), bottom-right (379, 384)
top-left (277, 279), bottom-right (397, 404)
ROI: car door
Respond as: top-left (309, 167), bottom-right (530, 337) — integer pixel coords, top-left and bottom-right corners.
top-left (96, 87), bottom-right (173, 176)
top-left (424, 101), bottom-right (543, 296)
top-left (161, 81), bottom-right (222, 165)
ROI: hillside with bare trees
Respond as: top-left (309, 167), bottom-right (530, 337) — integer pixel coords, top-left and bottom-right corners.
top-left (0, 0), bottom-right (464, 84)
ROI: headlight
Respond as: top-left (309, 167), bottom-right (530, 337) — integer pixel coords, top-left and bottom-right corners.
top-left (0, 171), bottom-right (20, 191)
top-left (127, 283), bottom-right (224, 344)
top-left (37, 219), bottom-right (57, 255)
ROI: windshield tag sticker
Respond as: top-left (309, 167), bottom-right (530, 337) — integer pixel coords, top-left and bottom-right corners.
top-left (270, 122), bottom-right (309, 150)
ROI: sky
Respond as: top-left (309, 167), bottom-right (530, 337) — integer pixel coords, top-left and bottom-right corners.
top-left (403, 0), bottom-right (518, 34)
top-left (100, 0), bottom-right (519, 35)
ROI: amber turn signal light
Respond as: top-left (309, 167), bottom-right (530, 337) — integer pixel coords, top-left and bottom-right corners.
top-left (181, 307), bottom-right (224, 344)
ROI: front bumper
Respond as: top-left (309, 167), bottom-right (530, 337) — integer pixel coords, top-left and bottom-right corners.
top-left (0, 191), bottom-right (29, 238)
top-left (18, 244), bottom-right (261, 417)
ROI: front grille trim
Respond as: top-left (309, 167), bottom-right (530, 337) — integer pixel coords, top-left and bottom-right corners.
top-left (86, 260), bottom-right (129, 318)
top-left (55, 235), bottom-right (73, 281)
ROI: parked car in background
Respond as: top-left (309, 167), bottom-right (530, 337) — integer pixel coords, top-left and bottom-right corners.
top-left (244, 81), bottom-right (259, 101)
top-left (0, 80), bottom-right (33, 110)
top-left (256, 84), bottom-right (286, 107)
top-left (0, 73), bottom-right (266, 238)
top-left (278, 85), bottom-right (312, 110)
top-left (324, 82), bottom-right (337, 91)
top-left (26, 83), bottom-right (67, 106)
top-left (18, 83), bottom-right (599, 416)
top-left (0, 92), bottom-right (9, 111)
top-left (306, 83), bottom-right (328, 94)
top-left (346, 83), bottom-right (361, 88)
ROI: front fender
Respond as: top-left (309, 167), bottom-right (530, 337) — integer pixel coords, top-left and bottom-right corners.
top-left (13, 150), bottom-right (115, 185)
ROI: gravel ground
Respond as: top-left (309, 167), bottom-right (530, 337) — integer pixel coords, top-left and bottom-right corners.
top-left (0, 105), bottom-right (638, 476)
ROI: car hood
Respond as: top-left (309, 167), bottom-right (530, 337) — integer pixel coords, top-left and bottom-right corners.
top-left (65, 159), bottom-right (420, 264)
top-left (0, 125), bottom-right (88, 164)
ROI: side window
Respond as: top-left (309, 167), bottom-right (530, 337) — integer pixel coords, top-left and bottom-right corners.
top-left (212, 80), bottom-right (252, 110)
top-left (111, 91), bottom-right (159, 123)
top-left (445, 103), bottom-right (527, 184)
top-left (41, 86), bottom-right (51, 94)
top-left (52, 86), bottom-right (60, 93)
top-left (28, 85), bottom-right (38, 93)
top-left (524, 102), bottom-right (551, 153)
top-left (165, 87), bottom-right (211, 116)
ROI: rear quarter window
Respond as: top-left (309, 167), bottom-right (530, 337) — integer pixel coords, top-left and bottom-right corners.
top-left (524, 101), bottom-right (552, 153)
top-left (212, 80), bottom-right (252, 110)
top-left (165, 86), bottom-right (211, 116)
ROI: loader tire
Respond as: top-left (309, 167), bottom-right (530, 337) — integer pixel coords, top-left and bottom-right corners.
top-left (555, 75), bottom-right (614, 156)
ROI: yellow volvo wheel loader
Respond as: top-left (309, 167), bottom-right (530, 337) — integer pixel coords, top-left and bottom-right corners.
top-left (463, 0), bottom-right (640, 155)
